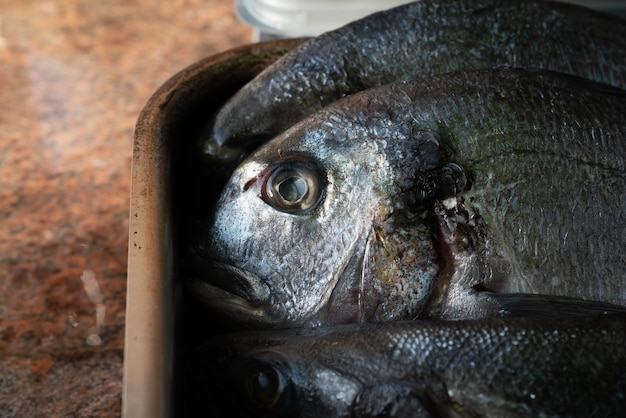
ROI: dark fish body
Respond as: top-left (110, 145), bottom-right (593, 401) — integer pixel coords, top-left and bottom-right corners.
top-left (190, 69), bottom-right (626, 327)
top-left (211, 0), bottom-right (626, 147)
top-left (191, 313), bottom-right (626, 417)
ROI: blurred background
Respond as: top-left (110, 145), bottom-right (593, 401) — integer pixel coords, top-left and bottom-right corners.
top-left (0, 1), bottom-right (249, 415)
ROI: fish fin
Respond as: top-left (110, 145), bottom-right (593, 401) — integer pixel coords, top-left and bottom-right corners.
top-left (353, 380), bottom-right (466, 418)
top-left (532, 68), bottom-right (626, 97)
top-left (475, 287), bottom-right (626, 318)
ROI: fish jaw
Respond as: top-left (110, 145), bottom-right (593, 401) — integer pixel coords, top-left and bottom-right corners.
top-left (186, 261), bottom-right (276, 328)
top-left (185, 254), bottom-right (358, 328)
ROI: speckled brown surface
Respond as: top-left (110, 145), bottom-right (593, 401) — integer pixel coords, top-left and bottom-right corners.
top-left (0, 1), bottom-right (250, 416)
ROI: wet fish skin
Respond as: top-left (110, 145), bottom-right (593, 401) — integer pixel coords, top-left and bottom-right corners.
top-left (189, 69), bottom-right (626, 328)
top-left (210, 0), bottom-right (626, 148)
top-left (191, 313), bottom-right (626, 417)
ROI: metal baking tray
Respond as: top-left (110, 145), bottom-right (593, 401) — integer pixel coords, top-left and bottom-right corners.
top-left (122, 39), bottom-right (304, 418)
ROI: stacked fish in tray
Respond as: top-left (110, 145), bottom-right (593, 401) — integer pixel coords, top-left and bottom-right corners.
top-left (185, 1), bottom-right (626, 416)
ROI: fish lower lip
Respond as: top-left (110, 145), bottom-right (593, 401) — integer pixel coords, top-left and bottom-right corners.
top-left (186, 277), bottom-right (277, 327)
top-left (188, 261), bottom-right (271, 306)
top-left (184, 260), bottom-right (279, 326)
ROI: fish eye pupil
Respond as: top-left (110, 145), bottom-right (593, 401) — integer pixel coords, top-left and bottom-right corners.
top-left (244, 364), bottom-right (284, 409)
top-left (262, 159), bottom-right (325, 214)
top-left (277, 175), bottom-right (307, 203)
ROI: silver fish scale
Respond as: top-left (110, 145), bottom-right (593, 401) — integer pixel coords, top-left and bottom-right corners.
top-left (467, 153), bottom-right (625, 303)
top-left (375, 321), bottom-right (584, 408)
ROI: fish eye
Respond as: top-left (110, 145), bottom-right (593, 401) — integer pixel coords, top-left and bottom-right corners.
top-left (261, 159), bottom-right (325, 214)
top-left (240, 356), bottom-right (296, 416)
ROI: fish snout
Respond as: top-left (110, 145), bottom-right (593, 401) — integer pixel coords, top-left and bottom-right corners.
top-left (185, 260), bottom-right (280, 327)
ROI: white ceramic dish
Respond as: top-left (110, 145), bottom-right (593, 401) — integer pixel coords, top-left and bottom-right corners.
top-left (236, 0), bottom-right (626, 39)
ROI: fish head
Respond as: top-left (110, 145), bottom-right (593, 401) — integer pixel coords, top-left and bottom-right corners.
top-left (190, 115), bottom-right (400, 327)
top-left (191, 88), bottom-right (455, 327)
top-left (208, 350), bottom-right (359, 417)
top-left (191, 330), bottom-right (362, 418)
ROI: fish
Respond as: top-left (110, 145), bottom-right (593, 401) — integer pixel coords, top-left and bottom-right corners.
top-left (185, 68), bottom-right (626, 328)
top-left (189, 313), bottom-right (626, 417)
top-left (208, 0), bottom-right (626, 150)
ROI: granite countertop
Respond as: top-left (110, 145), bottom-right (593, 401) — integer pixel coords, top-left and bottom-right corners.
top-left (0, 1), bottom-right (250, 415)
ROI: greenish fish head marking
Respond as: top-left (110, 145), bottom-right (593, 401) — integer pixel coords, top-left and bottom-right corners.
top-left (193, 106), bottom-right (444, 327)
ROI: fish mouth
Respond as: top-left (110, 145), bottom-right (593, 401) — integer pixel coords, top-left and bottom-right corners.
top-left (185, 260), bottom-right (275, 328)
